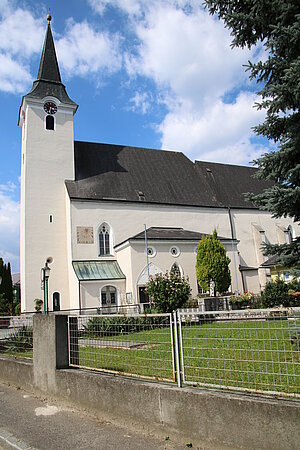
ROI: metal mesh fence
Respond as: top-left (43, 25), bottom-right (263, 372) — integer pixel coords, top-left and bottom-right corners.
top-left (178, 308), bottom-right (300, 397)
top-left (0, 315), bottom-right (33, 358)
top-left (68, 313), bottom-right (175, 382)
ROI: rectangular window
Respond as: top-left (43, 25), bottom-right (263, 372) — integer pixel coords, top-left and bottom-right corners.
top-left (99, 235), bottom-right (104, 255)
top-left (101, 293), bottom-right (107, 305)
top-left (105, 233), bottom-right (110, 254)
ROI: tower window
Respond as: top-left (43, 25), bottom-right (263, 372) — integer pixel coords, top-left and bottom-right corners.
top-left (46, 115), bottom-right (54, 130)
top-left (53, 292), bottom-right (60, 311)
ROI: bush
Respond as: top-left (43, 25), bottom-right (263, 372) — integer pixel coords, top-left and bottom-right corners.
top-left (4, 326), bottom-right (33, 352)
top-left (261, 279), bottom-right (300, 308)
top-left (14, 303), bottom-right (21, 316)
top-left (145, 271), bottom-right (191, 313)
top-left (230, 291), bottom-right (256, 309)
top-left (82, 315), bottom-right (169, 338)
top-left (183, 297), bottom-right (199, 308)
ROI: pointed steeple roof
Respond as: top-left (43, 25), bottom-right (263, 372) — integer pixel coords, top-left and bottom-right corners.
top-left (23, 13), bottom-right (77, 109)
top-left (37, 15), bottom-right (61, 83)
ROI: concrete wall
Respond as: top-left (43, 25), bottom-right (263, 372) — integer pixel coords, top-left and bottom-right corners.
top-left (0, 314), bottom-right (299, 450)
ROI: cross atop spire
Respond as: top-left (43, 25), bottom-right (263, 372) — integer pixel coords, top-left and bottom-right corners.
top-left (47, 8), bottom-right (52, 23)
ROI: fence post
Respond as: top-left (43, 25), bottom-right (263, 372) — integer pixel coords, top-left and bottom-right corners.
top-left (173, 310), bottom-right (182, 388)
top-left (69, 316), bottom-right (79, 366)
top-left (33, 314), bottom-right (69, 393)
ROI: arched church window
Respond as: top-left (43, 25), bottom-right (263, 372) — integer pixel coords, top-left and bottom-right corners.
top-left (53, 292), bottom-right (60, 311)
top-left (46, 115), bottom-right (54, 130)
top-left (170, 262), bottom-right (183, 277)
top-left (99, 224), bottom-right (111, 256)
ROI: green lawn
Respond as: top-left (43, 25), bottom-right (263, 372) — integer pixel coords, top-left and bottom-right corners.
top-left (180, 319), bottom-right (300, 395)
top-left (78, 325), bottom-right (175, 381)
top-left (3, 350), bottom-right (33, 359)
top-left (77, 318), bottom-right (300, 396)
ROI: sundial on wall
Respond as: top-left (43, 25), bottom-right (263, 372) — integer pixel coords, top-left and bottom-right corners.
top-left (77, 227), bottom-right (94, 244)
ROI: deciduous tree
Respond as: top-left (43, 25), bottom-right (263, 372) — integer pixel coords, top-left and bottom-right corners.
top-left (146, 271), bottom-right (191, 313)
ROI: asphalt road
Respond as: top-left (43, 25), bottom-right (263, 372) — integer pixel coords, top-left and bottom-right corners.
top-left (0, 382), bottom-right (186, 450)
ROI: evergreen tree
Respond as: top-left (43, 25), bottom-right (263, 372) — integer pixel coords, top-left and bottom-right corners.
top-left (0, 258), bottom-right (4, 297)
top-left (196, 229), bottom-right (231, 293)
top-left (205, 0), bottom-right (300, 270)
top-left (0, 258), bottom-right (13, 314)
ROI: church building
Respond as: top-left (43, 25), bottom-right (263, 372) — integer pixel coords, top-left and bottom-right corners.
top-left (18, 15), bottom-right (299, 312)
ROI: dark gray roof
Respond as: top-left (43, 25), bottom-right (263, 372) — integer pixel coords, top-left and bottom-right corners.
top-left (195, 161), bottom-right (272, 209)
top-left (37, 22), bottom-right (61, 83)
top-left (23, 21), bottom-right (77, 108)
top-left (131, 227), bottom-right (231, 241)
top-left (66, 142), bottom-right (222, 207)
top-left (65, 141), bottom-right (272, 209)
top-left (115, 227), bottom-right (233, 249)
top-left (261, 255), bottom-right (281, 267)
top-left (239, 265), bottom-right (258, 271)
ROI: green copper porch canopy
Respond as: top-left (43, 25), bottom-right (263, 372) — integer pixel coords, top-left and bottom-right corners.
top-left (72, 261), bottom-right (125, 281)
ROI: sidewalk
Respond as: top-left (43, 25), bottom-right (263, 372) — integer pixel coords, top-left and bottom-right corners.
top-left (0, 382), bottom-right (185, 450)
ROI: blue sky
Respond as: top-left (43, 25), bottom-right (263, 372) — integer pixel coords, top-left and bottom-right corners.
top-left (0, 0), bottom-right (270, 272)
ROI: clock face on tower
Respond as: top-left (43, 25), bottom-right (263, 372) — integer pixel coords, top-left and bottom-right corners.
top-left (43, 101), bottom-right (57, 115)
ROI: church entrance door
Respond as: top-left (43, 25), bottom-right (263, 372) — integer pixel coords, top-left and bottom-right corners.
top-left (138, 287), bottom-right (150, 312)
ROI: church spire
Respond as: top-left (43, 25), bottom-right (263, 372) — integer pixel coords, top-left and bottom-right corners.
top-left (36, 12), bottom-right (61, 83)
top-left (21, 13), bottom-right (77, 109)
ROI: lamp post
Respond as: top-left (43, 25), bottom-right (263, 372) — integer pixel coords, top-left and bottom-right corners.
top-left (41, 259), bottom-right (51, 314)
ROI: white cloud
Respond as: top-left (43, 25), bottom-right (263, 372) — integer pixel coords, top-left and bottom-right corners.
top-left (129, 91), bottom-right (152, 114)
top-left (88, 0), bottom-right (144, 16)
top-left (126, 6), bottom-right (253, 106)
top-left (120, 3), bottom-right (264, 164)
top-left (0, 4), bottom-right (43, 94)
top-left (159, 92), bottom-right (267, 165)
top-left (0, 53), bottom-right (32, 93)
top-left (56, 20), bottom-right (122, 78)
top-left (0, 7), bottom-right (44, 57)
top-left (88, 0), bottom-right (202, 17)
top-left (0, 184), bottom-right (20, 273)
top-left (0, 4), bottom-right (122, 93)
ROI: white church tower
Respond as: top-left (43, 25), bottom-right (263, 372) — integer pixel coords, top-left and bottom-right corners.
top-left (19, 13), bottom-right (78, 312)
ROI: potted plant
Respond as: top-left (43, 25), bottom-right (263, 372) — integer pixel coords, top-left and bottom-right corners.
top-left (230, 291), bottom-right (255, 309)
top-left (34, 298), bottom-right (43, 313)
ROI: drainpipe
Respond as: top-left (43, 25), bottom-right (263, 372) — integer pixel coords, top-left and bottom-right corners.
top-left (228, 207), bottom-right (240, 295)
top-left (144, 224), bottom-right (150, 282)
top-left (78, 280), bottom-right (82, 314)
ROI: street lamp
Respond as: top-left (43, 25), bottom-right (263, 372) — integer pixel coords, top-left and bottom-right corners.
top-left (41, 257), bottom-right (52, 314)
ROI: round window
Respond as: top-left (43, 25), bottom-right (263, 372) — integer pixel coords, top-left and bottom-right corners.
top-left (170, 246), bottom-right (180, 257)
top-left (147, 246), bottom-right (156, 257)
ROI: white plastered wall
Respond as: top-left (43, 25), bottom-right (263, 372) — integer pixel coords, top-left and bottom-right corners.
top-left (80, 279), bottom-right (126, 309)
top-left (116, 240), bottom-right (242, 302)
top-left (20, 98), bottom-right (76, 312)
top-left (69, 200), bottom-right (299, 301)
top-left (230, 209), bottom-right (299, 291)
